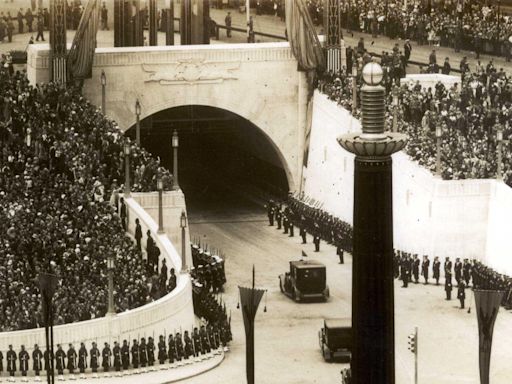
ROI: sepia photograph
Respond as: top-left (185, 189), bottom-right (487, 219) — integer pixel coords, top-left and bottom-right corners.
top-left (0, 0), bottom-right (511, 383)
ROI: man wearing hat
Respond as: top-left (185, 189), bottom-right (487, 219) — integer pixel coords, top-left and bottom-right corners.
top-left (121, 340), bottom-right (130, 370)
top-left (32, 344), bottom-right (43, 377)
top-left (6, 344), bottom-right (16, 378)
top-left (157, 335), bottom-right (167, 365)
top-left (67, 344), bottom-right (77, 374)
top-left (131, 339), bottom-right (140, 369)
top-left (102, 342), bottom-right (111, 372)
top-left (78, 342), bottom-right (87, 374)
top-left (90, 342), bottom-right (100, 373)
top-left (113, 341), bottom-right (121, 372)
top-left (147, 337), bottom-right (155, 367)
top-left (19, 345), bottom-right (29, 377)
top-left (55, 345), bottom-right (65, 376)
top-left (404, 40), bottom-right (412, 66)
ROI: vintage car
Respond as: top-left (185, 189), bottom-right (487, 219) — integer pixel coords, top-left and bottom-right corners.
top-left (318, 318), bottom-right (352, 363)
top-left (279, 260), bottom-right (329, 302)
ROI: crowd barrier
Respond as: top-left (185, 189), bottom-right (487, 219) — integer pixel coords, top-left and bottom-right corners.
top-left (304, 90), bottom-right (512, 275)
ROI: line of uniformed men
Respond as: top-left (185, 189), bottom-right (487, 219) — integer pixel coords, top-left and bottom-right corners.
top-left (0, 325), bottom-right (225, 378)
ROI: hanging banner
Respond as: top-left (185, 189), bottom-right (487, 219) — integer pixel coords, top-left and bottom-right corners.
top-left (473, 289), bottom-right (504, 384)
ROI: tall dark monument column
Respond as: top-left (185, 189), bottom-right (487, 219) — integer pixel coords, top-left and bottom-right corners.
top-left (338, 62), bottom-right (407, 384)
top-left (49, 0), bottom-right (67, 84)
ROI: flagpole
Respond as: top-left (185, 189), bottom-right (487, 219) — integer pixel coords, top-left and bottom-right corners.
top-left (246, 0), bottom-right (250, 42)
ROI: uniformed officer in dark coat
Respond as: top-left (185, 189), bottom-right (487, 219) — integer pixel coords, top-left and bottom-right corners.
top-left (120, 197), bottom-right (127, 230)
top-left (147, 337), bottom-right (155, 367)
top-left (19, 345), bottom-right (29, 377)
top-left (113, 341), bottom-right (121, 371)
top-left (121, 340), bottom-right (130, 370)
top-left (33, 344), bottom-right (43, 376)
top-left (135, 218), bottom-right (143, 251)
top-left (67, 344), bottom-right (77, 374)
top-left (0, 349), bottom-right (3, 375)
top-left (200, 325), bottom-right (211, 354)
top-left (139, 338), bottom-right (148, 367)
top-left (266, 200), bottom-right (275, 226)
top-left (78, 342), bottom-right (88, 374)
top-left (175, 333), bottom-right (184, 361)
top-left (275, 207), bottom-right (282, 229)
top-left (401, 255), bottom-right (411, 288)
top-left (90, 342), bottom-right (100, 373)
top-left (184, 331), bottom-right (194, 359)
top-left (299, 216), bottom-right (307, 244)
top-left (168, 268), bottom-right (177, 292)
top-left (131, 340), bottom-right (140, 369)
top-left (158, 335), bottom-right (167, 364)
top-left (458, 281), bottom-right (466, 309)
top-left (412, 255), bottom-right (420, 283)
top-left (7, 345), bottom-right (16, 377)
top-left (421, 256), bottom-right (430, 284)
top-left (55, 344), bottom-right (66, 375)
top-left (282, 210), bottom-right (289, 234)
top-left (454, 258), bottom-right (463, 285)
top-left (44, 349), bottom-right (53, 373)
top-left (444, 257), bottom-right (453, 284)
top-left (463, 259), bottom-right (472, 286)
top-left (167, 333), bottom-right (177, 364)
top-left (102, 343), bottom-right (112, 372)
top-left (433, 256), bottom-right (441, 285)
top-left (192, 328), bottom-right (202, 356)
top-left (445, 279), bottom-right (453, 300)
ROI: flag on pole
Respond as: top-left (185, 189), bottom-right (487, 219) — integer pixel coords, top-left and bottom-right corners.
top-left (67, 0), bottom-right (100, 80)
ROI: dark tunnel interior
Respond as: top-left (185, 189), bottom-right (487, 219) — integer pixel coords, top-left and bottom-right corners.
top-left (125, 105), bottom-right (289, 215)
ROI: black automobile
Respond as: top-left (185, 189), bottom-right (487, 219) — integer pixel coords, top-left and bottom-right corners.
top-left (279, 260), bottom-right (329, 302)
top-left (318, 318), bottom-right (352, 363)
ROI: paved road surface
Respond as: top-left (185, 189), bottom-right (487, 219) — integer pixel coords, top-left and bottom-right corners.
top-left (186, 201), bottom-right (512, 384)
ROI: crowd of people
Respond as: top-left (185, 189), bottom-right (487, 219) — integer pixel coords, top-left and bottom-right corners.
top-left (0, 60), bottom-right (176, 332)
top-left (319, 52), bottom-right (512, 185)
top-left (0, 323), bottom-right (228, 379)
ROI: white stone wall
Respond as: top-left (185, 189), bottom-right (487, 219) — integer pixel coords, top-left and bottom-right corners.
top-left (0, 193), bottom-right (194, 349)
top-left (26, 43), bottom-right (308, 191)
top-left (304, 91), bottom-right (512, 274)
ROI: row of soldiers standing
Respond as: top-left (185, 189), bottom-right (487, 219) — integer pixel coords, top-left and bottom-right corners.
top-left (190, 244), bottom-right (227, 293)
top-left (0, 325), bottom-right (228, 378)
top-left (266, 195), bottom-right (353, 261)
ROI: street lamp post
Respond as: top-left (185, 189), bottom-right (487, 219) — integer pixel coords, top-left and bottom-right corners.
top-left (392, 86), bottom-right (399, 132)
top-left (436, 125), bottom-right (443, 177)
top-left (352, 64), bottom-right (358, 111)
top-left (180, 211), bottom-right (187, 271)
top-left (157, 176), bottom-right (164, 233)
top-left (497, 123), bottom-right (503, 180)
top-left (135, 99), bottom-right (141, 146)
top-left (100, 70), bottom-right (106, 114)
top-left (172, 130), bottom-right (179, 190)
top-left (107, 255), bottom-right (115, 315)
top-left (124, 143), bottom-right (131, 196)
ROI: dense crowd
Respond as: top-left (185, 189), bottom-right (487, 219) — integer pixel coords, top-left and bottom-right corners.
top-left (319, 54), bottom-right (512, 185)
top-left (0, 60), bottom-right (175, 332)
top-left (0, 323), bottom-right (229, 379)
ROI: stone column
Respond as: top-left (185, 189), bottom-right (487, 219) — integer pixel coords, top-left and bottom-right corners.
top-left (338, 62), bottom-right (407, 384)
top-left (149, 0), bottom-right (158, 46)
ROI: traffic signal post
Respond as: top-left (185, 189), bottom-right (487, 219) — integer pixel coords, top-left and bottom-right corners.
top-left (407, 327), bottom-right (418, 384)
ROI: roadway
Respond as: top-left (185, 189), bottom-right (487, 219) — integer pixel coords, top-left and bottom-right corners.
top-left (184, 191), bottom-right (512, 384)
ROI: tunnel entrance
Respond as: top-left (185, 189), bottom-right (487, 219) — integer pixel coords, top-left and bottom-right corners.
top-left (126, 105), bottom-right (290, 216)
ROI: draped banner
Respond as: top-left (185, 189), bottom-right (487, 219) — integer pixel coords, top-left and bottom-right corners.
top-left (67, 0), bottom-right (100, 80)
top-left (239, 285), bottom-right (265, 384)
top-left (285, 0), bottom-right (325, 192)
top-left (474, 289), bottom-right (504, 384)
